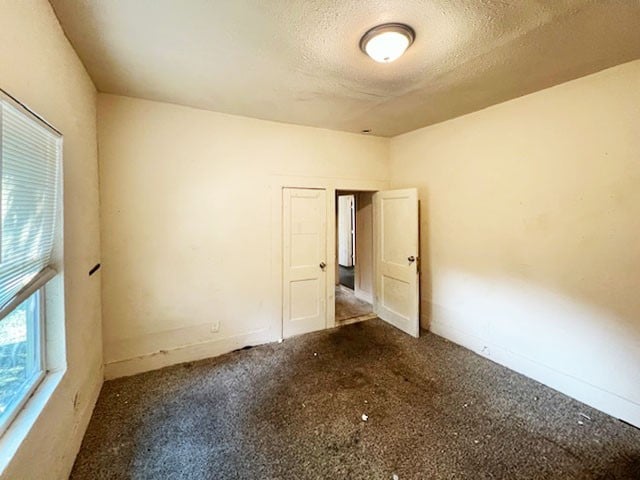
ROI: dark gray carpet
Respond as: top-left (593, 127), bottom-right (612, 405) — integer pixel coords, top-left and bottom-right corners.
top-left (72, 320), bottom-right (640, 479)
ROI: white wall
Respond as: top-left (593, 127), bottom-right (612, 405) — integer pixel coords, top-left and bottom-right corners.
top-left (98, 94), bottom-right (389, 378)
top-left (390, 60), bottom-right (640, 427)
top-left (0, 1), bottom-right (103, 478)
top-left (355, 192), bottom-right (374, 303)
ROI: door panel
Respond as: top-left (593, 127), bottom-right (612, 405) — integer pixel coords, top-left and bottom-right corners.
top-left (283, 188), bottom-right (327, 338)
top-left (374, 188), bottom-right (419, 337)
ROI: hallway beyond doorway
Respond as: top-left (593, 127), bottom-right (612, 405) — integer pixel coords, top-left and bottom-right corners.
top-left (335, 285), bottom-right (373, 324)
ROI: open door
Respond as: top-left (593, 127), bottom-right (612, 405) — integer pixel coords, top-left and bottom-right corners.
top-left (337, 194), bottom-right (355, 267)
top-left (283, 188), bottom-right (327, 338)
top-left (373, 188), bottom-right (420, 337)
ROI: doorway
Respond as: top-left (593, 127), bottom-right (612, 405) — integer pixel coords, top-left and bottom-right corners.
top-left (335, 191), bottom-right (375, 324)
top-left (280, 185), bottom-right (420, 339)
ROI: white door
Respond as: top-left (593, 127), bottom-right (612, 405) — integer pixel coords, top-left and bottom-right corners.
top-left (338, 195), bottom-right (354, 267)
top-left (374, 188), bottom-right (420, 337)
top-left (283, 188), bottom-right (327, 338)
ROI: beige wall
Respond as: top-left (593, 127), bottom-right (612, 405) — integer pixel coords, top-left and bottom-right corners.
top-left (355, 192), bottom-right (374, 303)
top-left (98, 94), bottom-right (389, 378)
top-left (0, 1), bottom-right (103, 478)
top-left (390, 60), bottom-right (640, 426)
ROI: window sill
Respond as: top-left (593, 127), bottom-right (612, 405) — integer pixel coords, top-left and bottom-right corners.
top-left (0, 370), bottom-right (65, 475)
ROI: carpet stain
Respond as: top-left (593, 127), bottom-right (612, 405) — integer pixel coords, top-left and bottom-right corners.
top-left (71, 320), bottom-right (640, 479)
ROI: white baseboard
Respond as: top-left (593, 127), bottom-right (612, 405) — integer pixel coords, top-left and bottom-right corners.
top-left (103, 311), bottom-right (640, 428)
top-left (431, 318), bottom-right (640, 428)
top-left (104, 329), bottom-right (277, 380)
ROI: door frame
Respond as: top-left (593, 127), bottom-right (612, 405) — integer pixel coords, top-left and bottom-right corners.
top-left (270, 176), bottom-right (389, 340)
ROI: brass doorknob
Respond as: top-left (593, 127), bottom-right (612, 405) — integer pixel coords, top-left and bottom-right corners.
top-left (408, 256), bottom-right (416, 262)
top-left (319, 262), bottom-right (327, 269)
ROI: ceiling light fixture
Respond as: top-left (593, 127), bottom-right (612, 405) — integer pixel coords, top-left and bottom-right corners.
top-left (360, 23), bottom-right (415, 63)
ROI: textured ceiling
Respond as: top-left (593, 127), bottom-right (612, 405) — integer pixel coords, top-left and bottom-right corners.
top-left (50, 0), bottom-right (640, 137)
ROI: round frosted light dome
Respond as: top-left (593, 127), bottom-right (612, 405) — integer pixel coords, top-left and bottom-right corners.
top-left (360, 23), bottom-right (415, 63)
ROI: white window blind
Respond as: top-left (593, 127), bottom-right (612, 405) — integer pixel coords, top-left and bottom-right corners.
top-left (0, 97), bottom-right (60, 310)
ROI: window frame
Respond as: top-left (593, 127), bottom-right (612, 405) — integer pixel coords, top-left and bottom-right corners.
top-left (0, 288), bottom-right (46, 437)
top-left (0, 89), bottom-right (62, 439)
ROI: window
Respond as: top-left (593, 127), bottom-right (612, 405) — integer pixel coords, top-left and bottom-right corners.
top-left (0, 91), bottom-right (61, 436)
